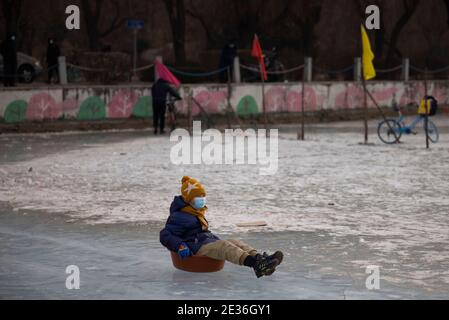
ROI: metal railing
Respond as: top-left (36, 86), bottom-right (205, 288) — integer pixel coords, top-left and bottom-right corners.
top-left (4, 55), bottom-right (449, 85)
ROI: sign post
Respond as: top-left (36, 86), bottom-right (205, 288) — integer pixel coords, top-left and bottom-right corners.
top-left (127, 20), bottom-right (145, 81)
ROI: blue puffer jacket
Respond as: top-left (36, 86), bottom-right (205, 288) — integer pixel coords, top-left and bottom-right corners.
top-left (160, 196), bottom-right (220, 254)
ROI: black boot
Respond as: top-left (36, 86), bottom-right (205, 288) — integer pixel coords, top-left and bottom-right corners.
top-left (253, 256), bottom-right (279, 278)
top-left (264, 251), bottom-right (284, 265)
top-left (255, 251), bottom-right (284, 276)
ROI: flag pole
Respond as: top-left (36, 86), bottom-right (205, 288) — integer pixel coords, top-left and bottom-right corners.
top-left (252, 34), bottom-right (268, 134)
top-left (360, 25), bottom-right (399, 144)
top-left (262, 74), bottom-right (268, 133)
top-left (364, 86), bottom-right (399, 142)
top-left (424, 68), bottom-right (430, 149)
top-left (362, 77), bottom-right (369, 144)
top-left (299, 75), bottom-right (305, 141)
top-left (362, 66), bottom-right (399, 144)
top-left (360, 25), bottom-right (369, 145)
top-left (226, 67), bottom-right (232, 129)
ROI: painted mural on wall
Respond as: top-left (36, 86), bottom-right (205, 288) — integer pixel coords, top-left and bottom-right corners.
top-left (237, 96), bottom-right (259, 115)
top-left (0, 89), bottom-right (154, 123)
top-left (132, 96), bottom-right (153, 118)
top-left (1, 82), bottom-right (448, 123)
top-left (262, 86), bottom-right (323, 113)
top-left (26, 93), bottom-right (61, 121)
top-left (78, 96), bottom-right (106, 120)
top-left (108, 90), bottom-right (139, 119)
top-left (4, 100), bottom-right (27, 123)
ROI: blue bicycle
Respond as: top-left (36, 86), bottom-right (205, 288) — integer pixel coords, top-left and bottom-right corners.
top-left (377, 101), bottom-right (439, 145)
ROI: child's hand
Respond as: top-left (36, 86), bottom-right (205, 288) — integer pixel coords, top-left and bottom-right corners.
top-left (178, 243), bottom-right (192, 259)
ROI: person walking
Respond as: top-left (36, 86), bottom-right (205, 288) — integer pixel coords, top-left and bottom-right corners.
top-left (46, 38), bottom-right (60, 84)
top-left (151, 78), bottom-right (182, 135)
top-left (1, 35), bottom-right (18, 87)
top-left (218, 40), bottom-right (238, 83)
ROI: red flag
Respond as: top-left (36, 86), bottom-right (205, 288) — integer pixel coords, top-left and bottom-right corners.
top-left (251, 34), bottom-right (267, 81)
top-left (155, 60), bottom-right (181, 88)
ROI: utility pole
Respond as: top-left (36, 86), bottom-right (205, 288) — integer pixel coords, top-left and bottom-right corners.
top-left (127, 19), bottom-right (145, 82)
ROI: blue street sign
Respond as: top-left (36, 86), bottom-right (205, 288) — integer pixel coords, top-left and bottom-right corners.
top-left (127, 20), bottom-right (144, 29)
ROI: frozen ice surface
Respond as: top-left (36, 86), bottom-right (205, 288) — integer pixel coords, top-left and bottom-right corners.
top-left (0, 117), bottom-right (449, 299)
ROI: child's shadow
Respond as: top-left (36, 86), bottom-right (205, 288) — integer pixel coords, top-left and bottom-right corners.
top-left (169, 265), bottom-right (252, 294)
top-left (171, 268), bottom-right (234, 285)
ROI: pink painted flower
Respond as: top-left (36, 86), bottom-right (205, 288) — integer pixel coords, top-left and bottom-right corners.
top-left (399, 83), bottom-right (425, 106)
top-left (108, 90), bottom-right (139, 118)
top-left (265, 87), bottom-right (287, 113)
top-left (286, 90), bottom-right (301, 113)
top-left (26, 93), bottom-right (61, 121)
top-left (59, 99), bottom-right (80, 119)
top-left (300, 87), bottom-right (319, 112)
top-left (335, 85), bottom-right (364, 110)
top-left (193, 90), bottom-right (227, 115)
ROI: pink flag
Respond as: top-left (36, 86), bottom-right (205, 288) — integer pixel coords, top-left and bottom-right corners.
top-left (155, 61), bottom-right (181, 88)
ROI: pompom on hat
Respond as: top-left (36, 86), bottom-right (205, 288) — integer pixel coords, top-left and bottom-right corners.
top-left (181, 176), bottom-right (206, 204)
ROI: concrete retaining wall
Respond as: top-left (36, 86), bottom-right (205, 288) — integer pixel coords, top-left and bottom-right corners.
top-left (1, 81), bottom-right (448, 123)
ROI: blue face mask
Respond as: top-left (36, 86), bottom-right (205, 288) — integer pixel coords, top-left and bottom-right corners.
top-left (192, 197), bottom-right (206, 210)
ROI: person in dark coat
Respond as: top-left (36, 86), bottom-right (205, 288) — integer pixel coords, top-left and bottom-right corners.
top-left (160, 176), bottom-right (284, 278)
top-left (151, 78), bottom-right (181, 135)
top-left (46, 38), bottom-right (60, 84)
top-left (218, 40), bottom-right (238, 82)
top-left (1, 35), bottom-right (18, 87)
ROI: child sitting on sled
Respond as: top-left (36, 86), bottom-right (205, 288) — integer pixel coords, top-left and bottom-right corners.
top-left (160, 176), bottom-right (283, 278)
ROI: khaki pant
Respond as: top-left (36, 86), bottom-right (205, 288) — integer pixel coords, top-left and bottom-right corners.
top-left (196, 239), bottom-right (258, 266)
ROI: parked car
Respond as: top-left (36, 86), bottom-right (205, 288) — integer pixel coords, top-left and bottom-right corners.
top-left (0, 52), bottom-right (44, 83)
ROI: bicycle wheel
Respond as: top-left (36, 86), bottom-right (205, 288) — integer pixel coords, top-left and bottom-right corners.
top-left (425, 120), bottom-right (439, 143)
top-left (378, 120), bottom-right (402, 144)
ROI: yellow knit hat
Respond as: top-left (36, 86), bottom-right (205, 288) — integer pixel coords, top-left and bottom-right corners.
top-left (181, 176), bottom-right (206, 204)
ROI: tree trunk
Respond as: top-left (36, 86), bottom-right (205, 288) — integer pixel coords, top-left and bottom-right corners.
top-left (163, 0), bottom-right (186, 65)
top-left (374, 3), bottom-right (385, 59)
top-left (82, 0), bottom-right (101, 50)
top-left (385, 0), bottom-right (420, 66)
top-left (1, 0), bottom-right (24, 36)
top-left (87, 29), bottom-right (100, 51)
top-left (81, 0), bottom-right (126, 51)
top-left (444, 0), bottom-right (449, 28)
top-left (296, 2), bottom-right (322, 57)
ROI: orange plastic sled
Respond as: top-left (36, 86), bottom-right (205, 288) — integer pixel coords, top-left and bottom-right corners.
top-left (170, 251), bottom-right (225, 273)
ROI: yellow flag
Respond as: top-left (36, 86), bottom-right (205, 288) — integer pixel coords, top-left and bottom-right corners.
top-left (361, 25), bottom-right (376, 81)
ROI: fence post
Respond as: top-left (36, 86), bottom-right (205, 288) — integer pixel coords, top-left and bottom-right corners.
top-left (402, 58), bottom-right (410, 82)
top-left (233, 56), bottom-right (241, 83)
top-left (354, 57), bottom-right (362, 82)
top-left (155, 56), bottom-right (163, 81)
top-left (304, 57), bottom-right (313, 82)
top-left (58, 56), bottom-right (68, 85)
top-left (187, 88), bottom-right (193, 135)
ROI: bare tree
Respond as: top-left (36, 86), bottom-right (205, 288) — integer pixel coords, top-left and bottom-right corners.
top-left (1, 0), bottom-right (25, 36)
top-left (185, 0), bottom-right (220, 48)
top-left (291, 1), bottom-right (323, 56)
top-left (81, 0), bottom-right (127, 50)
top-left (385, 0), bottom-right (420, 65)
top-left (441, 0), bottom-right (449, 37)
top-left (162, 0), bottom-right (186, 65)
top-left (353, 0), bottom-right (419, 66)
top-left (186, 0), bottom-right (297, 49)
top-left (352, 0), bottom-right (385, 61)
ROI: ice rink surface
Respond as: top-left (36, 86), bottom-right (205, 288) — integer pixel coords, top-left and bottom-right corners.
top-left (1, 117), bottom-right (448, 299)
